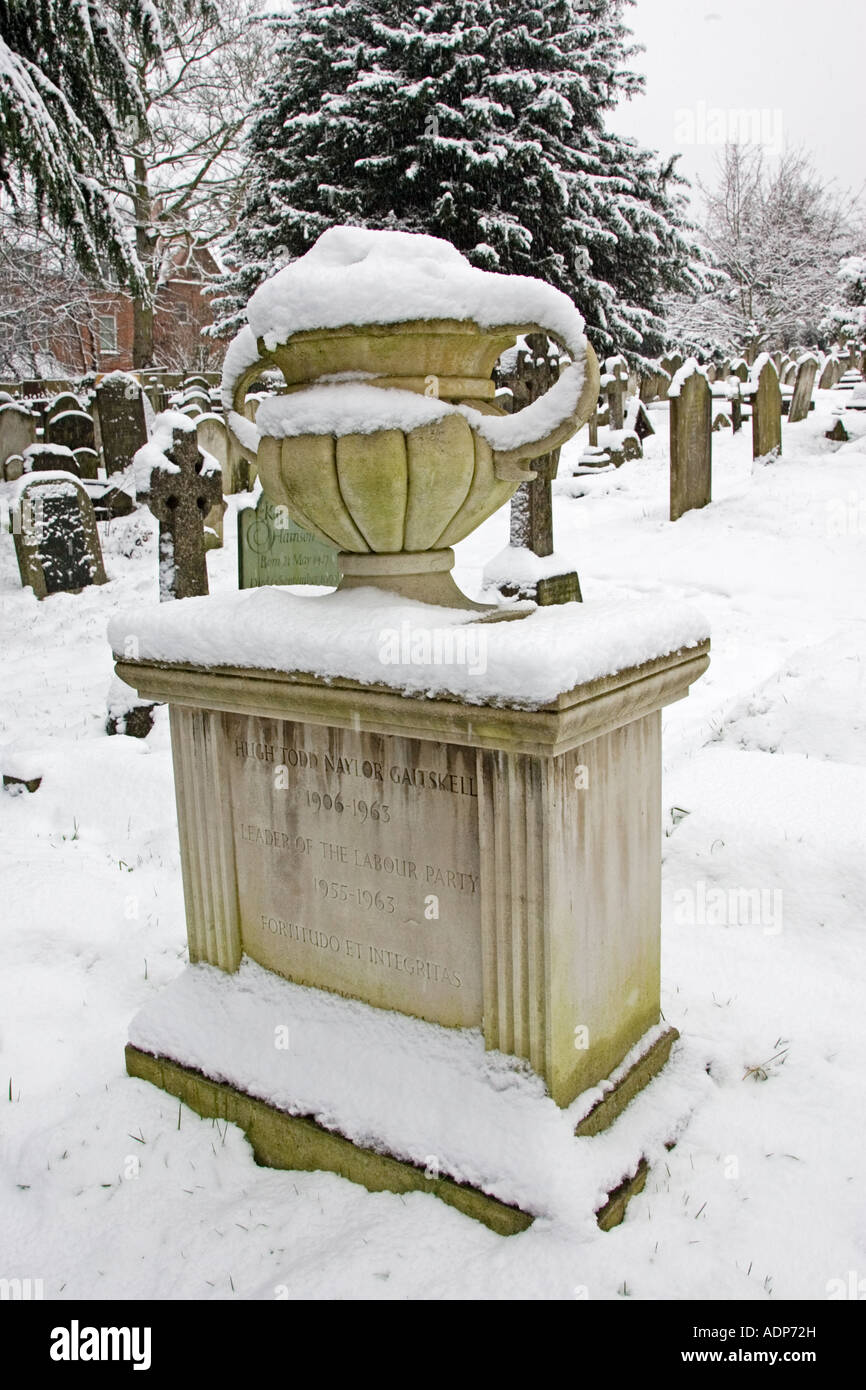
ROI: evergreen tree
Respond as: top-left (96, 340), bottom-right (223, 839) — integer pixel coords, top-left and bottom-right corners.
top-left (210, 0), bottom-right (703, 367)
top-left (0, 0), bottom-right (159, 287)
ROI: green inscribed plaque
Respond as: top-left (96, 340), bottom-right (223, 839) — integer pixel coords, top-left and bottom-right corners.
top-left (238, 492), bottom-right (340, 589)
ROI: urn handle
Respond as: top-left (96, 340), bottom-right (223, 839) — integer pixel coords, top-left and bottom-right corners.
top-left (490, 340), bottom-right (600, 483)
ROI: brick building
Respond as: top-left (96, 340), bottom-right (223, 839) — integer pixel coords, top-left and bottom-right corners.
top-left (48, 245), bottom-right (222, 376)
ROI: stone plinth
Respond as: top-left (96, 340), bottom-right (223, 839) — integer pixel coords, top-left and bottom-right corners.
top-left (116, 638), bottom-right (709, 1108)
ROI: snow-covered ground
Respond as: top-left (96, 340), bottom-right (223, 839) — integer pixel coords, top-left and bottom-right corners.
top-left (1, 392), bottom-right (864, 1301)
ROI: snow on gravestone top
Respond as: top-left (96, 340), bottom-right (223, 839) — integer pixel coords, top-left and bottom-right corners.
top-left (220, 226), bottom-right (592, 461)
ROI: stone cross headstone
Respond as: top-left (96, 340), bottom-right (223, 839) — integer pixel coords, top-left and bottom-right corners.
top-left (494, 332), bottom-right (581, 604)
top-left (95, 374), bottom-right (148, 476)
top-left (787, 354), bottom-right (819, 424)
top-left (143, 425), bottom-right (223, 601)
top-left (750, 357), bottom-right (782, 460)
top-left (238, 490), bottom-right (340, 589)
top-left (0, 403), bottom-right (37, 472)
top-left (12, 474), bottom-right (107, 599)
top-left (669, 361), bottom-right (711, 521)
top-left (144, 380), bottom-right (169, 415)
top-left (604, 357), bottom-right (629, 432)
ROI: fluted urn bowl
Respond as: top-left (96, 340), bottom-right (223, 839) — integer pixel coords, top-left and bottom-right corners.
top-left (223, 230), bottom-right (600, 607)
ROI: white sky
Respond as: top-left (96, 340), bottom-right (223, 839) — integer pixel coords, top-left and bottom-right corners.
top-left (608, 0), bottom-right (866, 210)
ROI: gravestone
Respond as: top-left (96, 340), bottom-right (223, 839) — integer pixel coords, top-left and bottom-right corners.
top-left (45, 391), bottom-right (80, 419)
top-left (2, 454), bottom-right (24, 482)
top-left (819, 357), bottom-right (841, 389)
top-left (626, 397), bottom-right (654, 442)
top-left (751, 357), bottom-right (782, 460)
top-left (141, 424), bottom-right (223, 601)
top-left (95, 373), bottom-right (148, 476)
top-left (787, 354), bottom-right (819, 424)
top-left (22, 443), bottom-right (80, 477)
top-left (74, 447), bottom-right (101, 480)
top-left (730, 359), bottom-right (749, 383)
top-left (639, 372), bottom-right (659, 403)
top-left (12, 475), bottom-right (107, 599)
top-left (196, 413), bottom-right (251, 495)
top-left (669, 361), bottom-right (711, 521)
top-left (825, 418), bottom-right (849, 442)
top-left (47, 409), bottom-right (96, 453)
top-left (0, 403), bottom-right (37, 470)
top-left (238, 490), bottom-right (340, 589)
top-left (712, 411), bottom-right (731, 431)
top-left (781, 360), bottom-right (798, 386)
top-left (81, 472), bottom-right (136, 521)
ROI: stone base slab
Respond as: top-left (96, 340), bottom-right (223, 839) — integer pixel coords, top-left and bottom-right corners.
top-left (126, 1030), bottom-right (672, 1237)
top-left (574, 1026), bottom-right (680, 1137)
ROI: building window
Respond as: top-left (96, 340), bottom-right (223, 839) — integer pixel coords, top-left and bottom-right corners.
top-left (97, 314), bottom-right (118, 353)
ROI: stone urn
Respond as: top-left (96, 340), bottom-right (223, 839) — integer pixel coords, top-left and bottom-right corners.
top-left (224, 228), bottom-right (600, 608)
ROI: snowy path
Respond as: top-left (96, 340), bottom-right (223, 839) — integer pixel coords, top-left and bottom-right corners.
top-left (1, 393), bottom-right (864, 1300)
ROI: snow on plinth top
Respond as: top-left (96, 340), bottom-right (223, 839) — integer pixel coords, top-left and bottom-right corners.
top-left (109, 587), bottom-right (709, 709)
top-left (242, 227), bottom-right (588, 356)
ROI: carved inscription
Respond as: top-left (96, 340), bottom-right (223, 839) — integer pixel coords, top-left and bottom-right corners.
top-left (225, 715), bottom-right (483, 1028)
